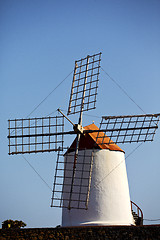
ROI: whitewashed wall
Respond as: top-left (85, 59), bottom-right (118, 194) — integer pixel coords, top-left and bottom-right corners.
top-left (62, 149), bottom-right (135, 226)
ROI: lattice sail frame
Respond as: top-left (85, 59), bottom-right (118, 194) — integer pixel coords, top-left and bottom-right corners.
top-left (8, 116), bottom-right (64, 154)
top-left (96, 113), bottom-right (160, 144)
top-left (51, 149), bottom-right (94, 209)
top-left (68, 52), bottom-right (102, 115)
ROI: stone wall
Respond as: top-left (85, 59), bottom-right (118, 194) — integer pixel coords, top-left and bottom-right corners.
top-left (0, 225), bottom-right (160, 240)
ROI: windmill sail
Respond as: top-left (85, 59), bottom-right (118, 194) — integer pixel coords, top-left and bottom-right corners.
top-left (8, 116), bottom-right (64, 155)
top-left (96, 113), bottom-right (160, 144)
top-left (68, 53), bottom-right (102, 115)
top-left (51, 149), bottom-right (94, 209)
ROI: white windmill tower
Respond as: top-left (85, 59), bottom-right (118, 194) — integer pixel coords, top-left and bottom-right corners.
top-left (8, 52), bottom-right (160, 227)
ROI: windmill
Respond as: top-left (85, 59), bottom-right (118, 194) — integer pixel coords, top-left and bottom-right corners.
top-left (8, 52), bottom-right (160, 227)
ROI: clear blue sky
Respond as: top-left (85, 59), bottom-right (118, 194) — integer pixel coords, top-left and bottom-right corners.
top-left (1, 0), bottom-right (160, 228)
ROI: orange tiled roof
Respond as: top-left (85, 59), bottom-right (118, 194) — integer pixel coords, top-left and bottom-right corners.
top-left (84, 123), bottom-right (124, 152)
top-left (67, 123), bottom-right (124, 153)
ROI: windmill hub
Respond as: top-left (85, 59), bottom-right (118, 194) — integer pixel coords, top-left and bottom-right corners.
top-left (73, 124), bottom-right (84, 134)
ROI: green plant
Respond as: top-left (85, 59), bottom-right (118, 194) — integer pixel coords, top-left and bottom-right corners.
top-left (2, 219), bottom-right (27, 229)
